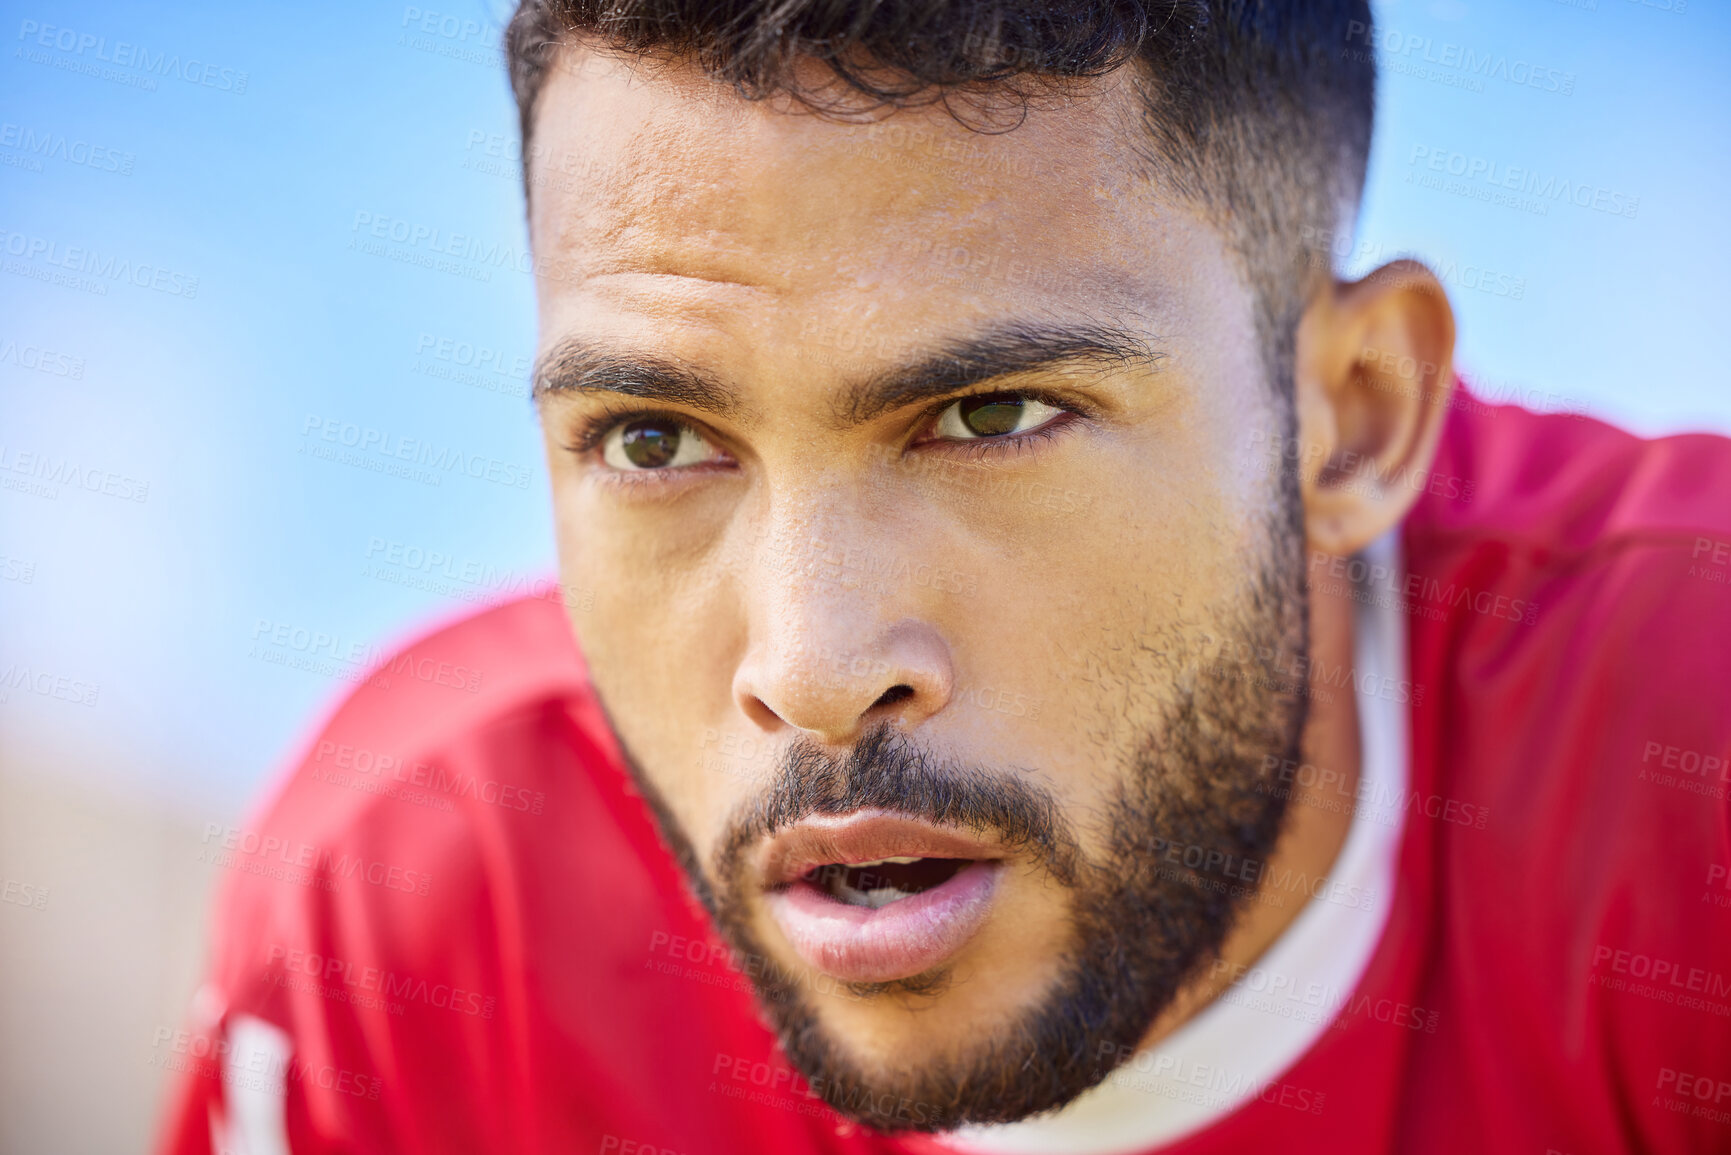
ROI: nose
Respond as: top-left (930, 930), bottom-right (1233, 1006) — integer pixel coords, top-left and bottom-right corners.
top-left (731, 596), bottom-right (955, 748)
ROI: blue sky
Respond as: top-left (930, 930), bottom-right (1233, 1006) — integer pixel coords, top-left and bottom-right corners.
top-left (2, 0), bottom-right (1727, 818)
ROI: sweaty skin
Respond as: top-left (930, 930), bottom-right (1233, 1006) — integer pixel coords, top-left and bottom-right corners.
top-left (527, 47), bottom-right (1453, 1080)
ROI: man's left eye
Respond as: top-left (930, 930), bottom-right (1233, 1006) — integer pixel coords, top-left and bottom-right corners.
top-left (934, 394), bottom-right (1066, 440)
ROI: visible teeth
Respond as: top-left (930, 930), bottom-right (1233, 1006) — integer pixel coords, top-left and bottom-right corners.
top-left (839, 885), bottom-right (912, 909)
top-left (809, 857), bottom-right (931, 908)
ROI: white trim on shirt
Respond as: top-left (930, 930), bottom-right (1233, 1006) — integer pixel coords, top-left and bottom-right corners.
top-left (215, 1014), bottom-right (293, 1155)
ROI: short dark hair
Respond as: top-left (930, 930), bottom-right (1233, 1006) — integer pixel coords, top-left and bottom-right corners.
top-left (504, 0), bottom-right (1375, 381)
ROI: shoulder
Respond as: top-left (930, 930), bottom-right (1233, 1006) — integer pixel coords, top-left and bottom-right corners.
top-left (1402, 395), bottom-right (1731, 812)
top-left (1399, 392), bottom-right (1731, 1143)
top-left (1403, 390), bottom-right (1731, 761)
top-left (1408, 388), bottom-right (1731, 557)
top-left (184, 594), bottom-right (689, 1149)
top-left (294, 591), bottom-right (596, 778)
top-left (247, 591), bottom-right (611, 836)
top-left (203, 592), bottom-right (637, 1005)
top-left (1403, 387), bottom-right (1731, 838)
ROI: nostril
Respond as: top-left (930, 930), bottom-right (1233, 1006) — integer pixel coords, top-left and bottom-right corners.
top-left (740, 695), bottom-right (783, 731)
top-left (872, 684), bottom-right (915, 710)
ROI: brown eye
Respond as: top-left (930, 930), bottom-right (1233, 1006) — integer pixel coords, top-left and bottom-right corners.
top-left (620, 419), bottom-right (681, 468)
top-left (957, 395), bottom-right (1028, 437)
top-left (601, 417), bottom-right (720, 471)
top-left (935, 394), bottom-right (1065, 440)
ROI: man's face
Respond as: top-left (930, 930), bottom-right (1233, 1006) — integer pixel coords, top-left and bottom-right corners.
top-left (530, 51), bottom-right (1308, 1129)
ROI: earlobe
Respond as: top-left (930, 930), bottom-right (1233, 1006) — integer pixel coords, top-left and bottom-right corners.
top-left (1293, 260), bottom-right (1457, 557)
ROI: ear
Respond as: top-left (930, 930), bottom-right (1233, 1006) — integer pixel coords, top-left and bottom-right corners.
top-left (1292, 261), bottom-right (1458, 557)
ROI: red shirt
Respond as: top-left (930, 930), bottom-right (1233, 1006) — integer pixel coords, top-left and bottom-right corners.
top-left (157, 396), bottom-right (1731, 1154)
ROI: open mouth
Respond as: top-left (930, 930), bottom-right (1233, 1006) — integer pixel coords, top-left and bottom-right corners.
top-left (758, 812), bottom-right (1007, 984)
top-left (801, 857), bottom-right (972, 909)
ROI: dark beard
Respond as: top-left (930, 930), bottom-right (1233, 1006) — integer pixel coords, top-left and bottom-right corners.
top-left (612, 505), bottom-right (1311, 1134)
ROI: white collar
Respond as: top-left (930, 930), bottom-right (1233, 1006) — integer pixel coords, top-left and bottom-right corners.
top-left (943, 532), bottom-right (1410, 1155)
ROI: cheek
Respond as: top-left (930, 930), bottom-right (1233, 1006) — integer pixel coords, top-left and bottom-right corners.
top-left (1039, 412), bottom-right (1245, 618)
top-left (980, 405), bottom-right (1255, 764)
top-left (553, 493), bottom-right (754, 850)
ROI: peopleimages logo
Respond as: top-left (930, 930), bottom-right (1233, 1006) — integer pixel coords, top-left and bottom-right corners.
top-left (265, 944), bottom-right (497, 1020)
top-left (0, 228), bottom-right (200, 297)
top-left (15, 20), bottom-right (249, 93)
top-left (249, 616), bottom-right (487, 694)
top-left (201, 823), bottom-right (435, 899)
top-left (0, 122), bottom-right (134, 174)
top-left (0, 336), bottom-right (86, 378)
top-left (1094, 1042), bottom-right (1330, 1115)
top-left (311, 739), bottom-right (547, 816)
top-left (0, 663), bottom-right (100, 707)
top-left (350, 211), bottom-right (532, 275)
top-left (396, 6), bottom-right (506, 70)
top-left (300, 414), bottom-right (535, 490)
top-left (149, 1026), bottom-right (383, 1100)
top-left (1298, 227), bottom-right (1528, 302)
top-left (1343, 20), bottom-right (1576, 95)
top-left (1206, 959), bottom-right (1442, 1035)
top-left (1, 877), bottom-right (49, 911)
top-left (0, 442), bottom-right (150, 502)
top-left (1407, 146), bottom-right (1640, 219)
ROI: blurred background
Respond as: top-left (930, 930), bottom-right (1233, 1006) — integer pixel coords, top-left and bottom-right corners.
top-left (1, 0), bottom-right (1726, 1150)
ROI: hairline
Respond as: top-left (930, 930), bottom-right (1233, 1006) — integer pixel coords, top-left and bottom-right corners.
top-left (517, 38), bottom-right (1349, 404)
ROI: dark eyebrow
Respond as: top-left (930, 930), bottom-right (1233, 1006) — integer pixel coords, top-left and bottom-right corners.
top-left (532, 340), bottom-right (738, 418)
top-left (532, 321), bottom-right (1163, 426)
top-left (835, 321), bottom-right (1165, 426)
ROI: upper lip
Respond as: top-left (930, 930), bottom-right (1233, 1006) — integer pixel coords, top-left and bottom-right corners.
top-left (758, 809), bottom-right (1006, 889)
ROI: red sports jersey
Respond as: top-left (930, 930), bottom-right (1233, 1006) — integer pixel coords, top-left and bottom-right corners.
top-left (156, 395), bottom-right (1731, 1155)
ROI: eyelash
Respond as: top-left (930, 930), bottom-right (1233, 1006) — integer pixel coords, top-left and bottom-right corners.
top-left (562, 399), bottom-right (677, 458)
top-left (560, 390), bottom-right (1087, 483)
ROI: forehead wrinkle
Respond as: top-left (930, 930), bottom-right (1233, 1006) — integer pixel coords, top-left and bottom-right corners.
top-left (577, 103), bottom-right (866, 294)
top-left (532, 84), bottom-right (802, 293)
top-left (534, 60), bottom-right (1147, 293)
top-left (545, 176), bottom-right (802, 294)
top-left (531, 50), bottom-right (1220, 414)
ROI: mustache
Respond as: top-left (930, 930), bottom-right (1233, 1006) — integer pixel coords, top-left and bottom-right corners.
top-left (714, 723), bottom-right (1082, 889)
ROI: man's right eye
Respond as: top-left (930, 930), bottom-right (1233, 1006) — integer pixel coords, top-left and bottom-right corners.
top-left (600, 417), bottom-right (722, 471)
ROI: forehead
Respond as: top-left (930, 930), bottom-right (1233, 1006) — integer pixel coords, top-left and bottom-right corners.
top-left (526, 48), bottom-right (1224, 362)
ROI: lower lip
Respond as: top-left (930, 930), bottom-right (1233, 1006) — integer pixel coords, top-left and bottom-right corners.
top-left (763, 860), bottom-right (1004, 984)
